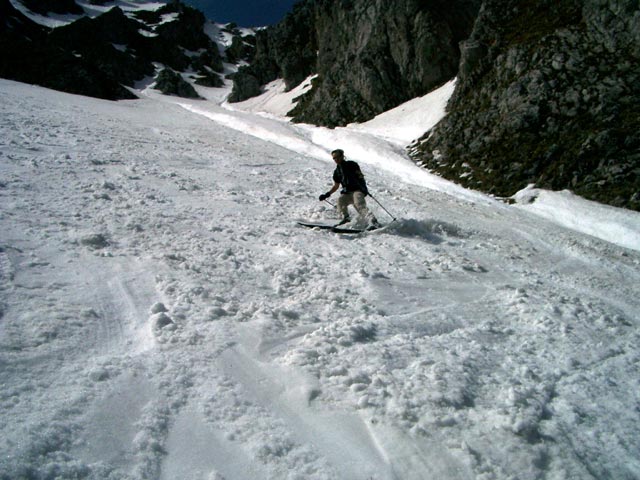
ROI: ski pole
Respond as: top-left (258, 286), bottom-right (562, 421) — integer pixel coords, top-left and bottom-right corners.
top-left (368, 193), bottom-right (396, 221)
top-left (324, 199), bottom-right (335, 207)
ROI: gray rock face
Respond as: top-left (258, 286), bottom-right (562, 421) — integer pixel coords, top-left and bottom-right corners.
top-left (297, 0), bottom-right (481, 126)
top-left (410, 0), bottom-right (640, 211)
top-left (230, 0), bottom-right (481, 127)
top-left (228, 0), bottom-right (317, 103)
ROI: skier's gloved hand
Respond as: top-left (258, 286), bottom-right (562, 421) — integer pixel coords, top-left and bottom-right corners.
top-left (319, 193), bottom-right (330, 201)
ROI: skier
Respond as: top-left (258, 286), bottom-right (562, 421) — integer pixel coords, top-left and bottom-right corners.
top-left (319, 149), bottom-right (380, 228)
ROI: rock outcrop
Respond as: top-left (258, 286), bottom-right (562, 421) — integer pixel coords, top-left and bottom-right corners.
top-left (228, 0), bottom-right (317, 103)
top-left (223, 23), bottom-right (257, 64)
top-left (230, 0), bottom-right (482, 127)
top-left (0, 0), bottom-right (137, 99)
top-left (155, 68), bottom-right (202, 98)
top-left (0, 0), bottom-right (224, 100)
top-left (410, 0), bottom-right (640, 211)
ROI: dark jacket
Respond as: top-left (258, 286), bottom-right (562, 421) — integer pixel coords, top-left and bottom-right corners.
top-left (333, 160), bottom-right (368, 195)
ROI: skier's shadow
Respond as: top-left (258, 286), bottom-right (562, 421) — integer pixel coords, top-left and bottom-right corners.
top-left (384, 218), bottom-right (466, 244)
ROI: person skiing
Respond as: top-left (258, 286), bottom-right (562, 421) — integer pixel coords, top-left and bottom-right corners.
top-left (319, 149), bottom-right (380, 228)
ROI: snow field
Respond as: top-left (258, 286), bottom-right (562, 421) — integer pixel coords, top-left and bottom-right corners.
top-left (1, 79), bottom-right (640, 479)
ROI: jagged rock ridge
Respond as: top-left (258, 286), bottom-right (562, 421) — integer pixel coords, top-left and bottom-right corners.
top-left (228, 0), bottom-right (318, 104)
top-left (230, 0), bottom-right (482, 127)
top-left (410, 0), bottom-right (640, 211)
top-left (0, 0), bottom-right (241, 99)
top-left (230, 0), bottom-right (638, 211)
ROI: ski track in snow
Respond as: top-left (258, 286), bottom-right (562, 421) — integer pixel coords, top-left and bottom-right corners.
top-left (1, 79), bottom-right (640, 480)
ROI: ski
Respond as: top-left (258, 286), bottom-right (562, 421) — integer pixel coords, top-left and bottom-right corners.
top-left (296, 221), bottom-right (380, 234)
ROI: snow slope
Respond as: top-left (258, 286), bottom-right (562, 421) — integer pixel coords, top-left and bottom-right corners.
top-left (1, 78), bottom-right (640, 480)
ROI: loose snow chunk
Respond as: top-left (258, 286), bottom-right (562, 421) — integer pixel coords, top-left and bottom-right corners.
top-left (348, 323), bottom-right (377, 343)
top-left (80, 233), bottom-right (110, 249)
top-left (150, 312), bottom-right (174, 332)
top-left (150, 302), bottom-right (168, 314)
top-left (326, 366), bottom-right (348, 377)
top-left (88, 366), bottom-right (111, 382)
top-left (205, 306), bottom-right (228, 320)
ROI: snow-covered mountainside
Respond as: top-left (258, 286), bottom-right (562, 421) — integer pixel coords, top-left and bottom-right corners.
top-left (1, 0), bottom-right (255, 99)
top-left (1, 77), bottom-right (640, 479)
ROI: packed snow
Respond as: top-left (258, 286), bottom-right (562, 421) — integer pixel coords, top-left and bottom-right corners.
top-left (1, 76), bottom-right (639, 480)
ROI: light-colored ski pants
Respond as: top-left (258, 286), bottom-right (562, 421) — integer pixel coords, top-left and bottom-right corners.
top-left (337, 191), bottom-right (376, 222)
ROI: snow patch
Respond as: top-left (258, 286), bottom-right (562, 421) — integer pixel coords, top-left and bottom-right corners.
top-left (513, 186), bottom-right (640, 251)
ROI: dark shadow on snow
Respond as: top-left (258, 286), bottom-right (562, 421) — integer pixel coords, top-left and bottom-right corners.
top-left (383, 218), bottom-right (467, 244)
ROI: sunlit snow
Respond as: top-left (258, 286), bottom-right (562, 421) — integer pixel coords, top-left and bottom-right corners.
top-left (1, 74), bottom-right (639, 480)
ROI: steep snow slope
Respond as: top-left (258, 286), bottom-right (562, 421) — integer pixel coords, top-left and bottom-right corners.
top-left (1, 79), bottom-right (639, 480)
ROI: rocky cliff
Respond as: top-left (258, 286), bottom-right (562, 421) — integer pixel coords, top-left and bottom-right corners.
top-left (409, 0), bottom-right (640, 211)
top-left (230, 0), bottom-right (482, 127)
top-left (0, 0), bottom-right (227, 100)
top-left (228, 0), bottom-right (318, 103)
top-left (0, 0), bottom-right (136, 99)
top-left (231, 0), bottom-right (638, 211)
